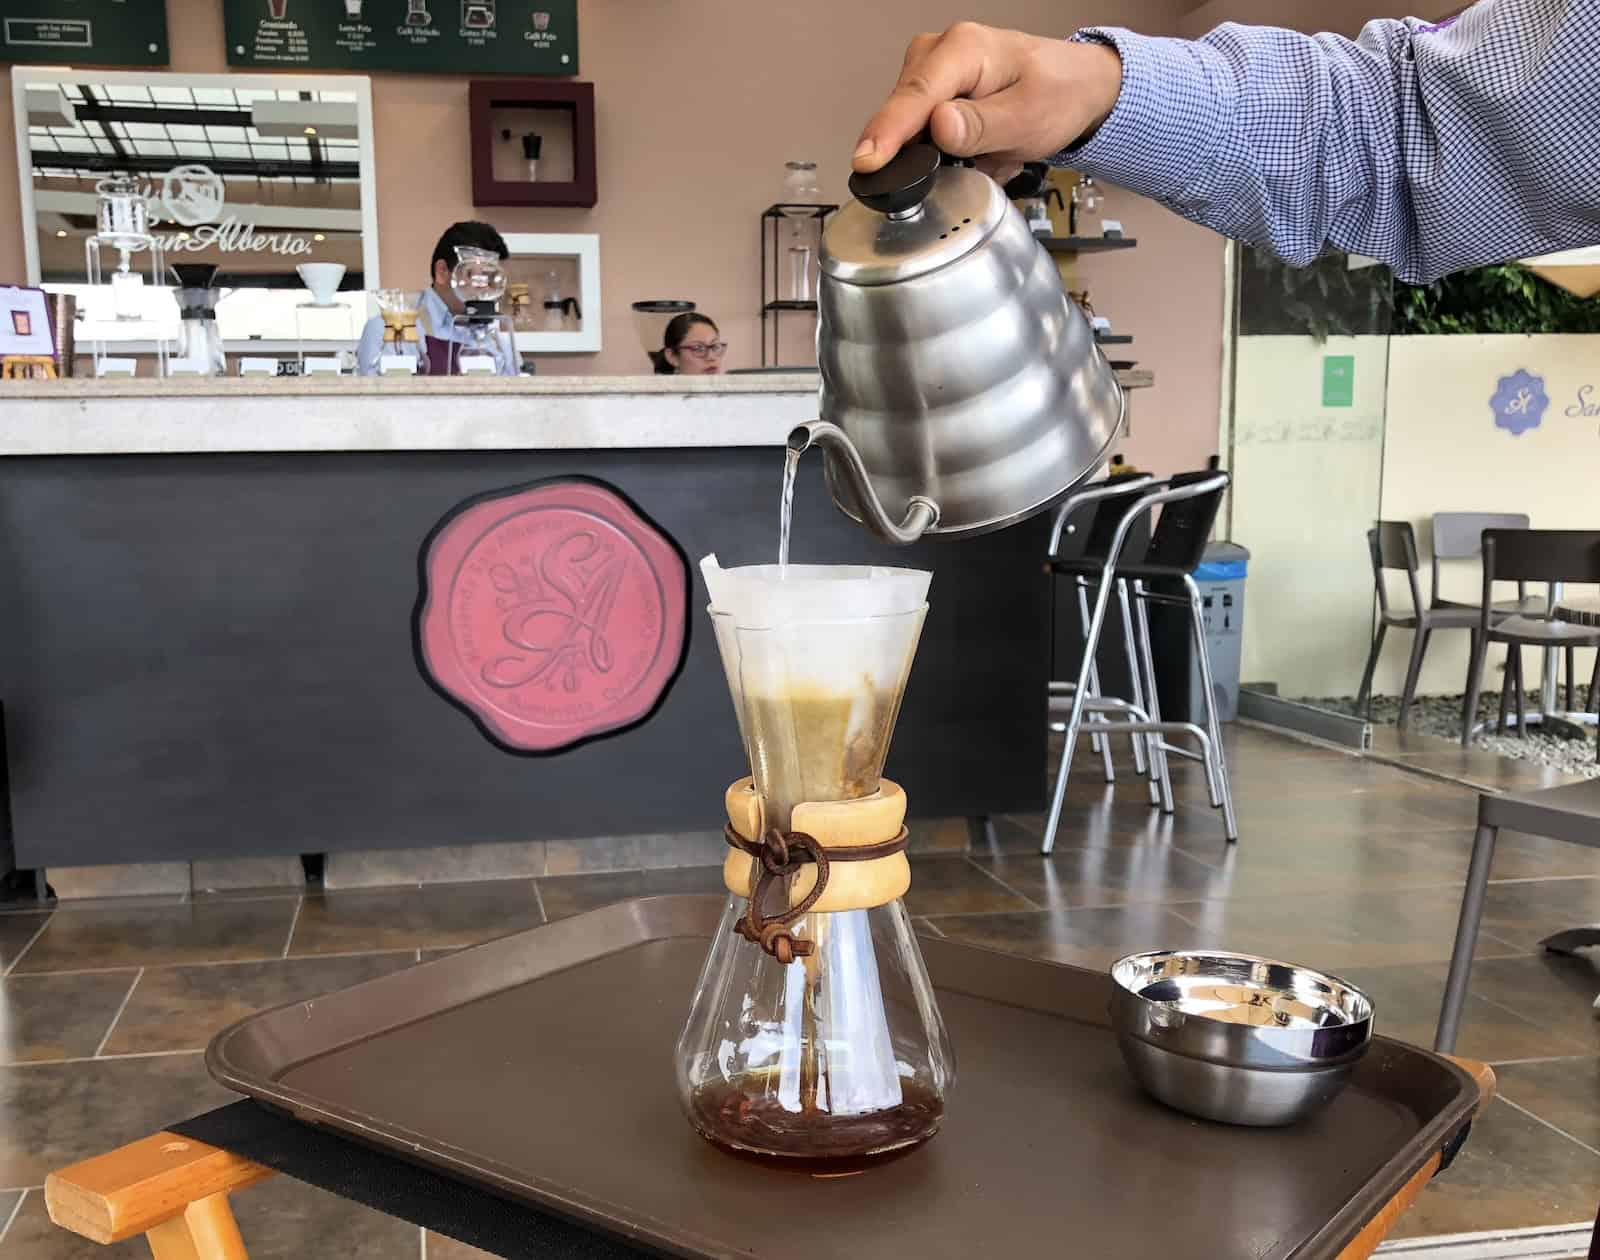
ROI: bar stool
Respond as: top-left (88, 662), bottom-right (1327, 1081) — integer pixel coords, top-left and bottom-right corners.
top-left (1041, 471), bottom-right (1237, 854)
top-left (1048, 474), bottom-right (1161, 799)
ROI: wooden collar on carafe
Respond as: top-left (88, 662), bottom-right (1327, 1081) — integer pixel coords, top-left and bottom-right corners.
top-left (723, 776), bottom-right (912, 923)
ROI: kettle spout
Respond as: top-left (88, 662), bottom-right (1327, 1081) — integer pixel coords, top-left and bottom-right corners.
top-left (787, 422), bottom-right (939, 546)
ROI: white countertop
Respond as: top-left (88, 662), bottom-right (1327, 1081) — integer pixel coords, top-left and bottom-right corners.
top-left (0, 370), bottom-right (1153, 456)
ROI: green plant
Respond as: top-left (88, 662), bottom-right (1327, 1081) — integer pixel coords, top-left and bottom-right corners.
top-left (1394, 264), bottom-right (1600, 334)
top-left (1239, 248), bottom-right (1394, 339)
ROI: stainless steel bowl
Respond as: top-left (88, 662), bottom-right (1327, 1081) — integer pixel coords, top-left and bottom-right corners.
top-left (1109, 950), bottom-right (1374, 1127)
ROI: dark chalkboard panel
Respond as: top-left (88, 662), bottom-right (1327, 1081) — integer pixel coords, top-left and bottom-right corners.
top-left (0, 449), bottom-right (1048, 868)
top-left (2, 0), bottom-right (167, 66)
top-left (223, 0), bottom-right (575, 74)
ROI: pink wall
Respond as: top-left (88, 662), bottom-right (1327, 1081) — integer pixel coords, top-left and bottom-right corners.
top-left (3, 0), bottom-right (1445, 475)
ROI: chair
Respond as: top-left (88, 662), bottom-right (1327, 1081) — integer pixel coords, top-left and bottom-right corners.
top-left (1356, 523), bottom-right (1485, 728)
top-left (1429, 512), bottom-right (1532, 614)
top-left (1435, 779), bottom-right (1600, 1053)
top-left (1460, 530), bottom-right (1600, 746)
top-left (1042, 471), bottom-right (1236, 853)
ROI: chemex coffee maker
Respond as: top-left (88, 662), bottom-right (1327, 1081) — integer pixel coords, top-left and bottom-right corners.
top-left (674, 558), bottom-right (954, 1164)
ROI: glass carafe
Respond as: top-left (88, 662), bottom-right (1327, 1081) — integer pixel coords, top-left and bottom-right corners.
top-left (674, 560), bottom-right (954, 1165)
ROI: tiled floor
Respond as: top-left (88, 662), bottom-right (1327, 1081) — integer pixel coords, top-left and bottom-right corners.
top-left (4, 724), bottom-right (1600, 1255)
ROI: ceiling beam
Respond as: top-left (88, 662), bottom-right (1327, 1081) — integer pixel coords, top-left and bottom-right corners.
top-left (67, 103), bottom-right (254, 130)
top-left (28, 151), bottom-right (360, 180)
top-left (76, 85), bottom-right (131, 166)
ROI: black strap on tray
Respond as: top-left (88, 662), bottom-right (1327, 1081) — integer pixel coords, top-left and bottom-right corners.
top-left (171, 1101), bottom-right (653, 1259)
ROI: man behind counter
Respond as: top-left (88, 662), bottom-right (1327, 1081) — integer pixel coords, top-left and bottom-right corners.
top-left (357, 220), bottom-right (520, 376)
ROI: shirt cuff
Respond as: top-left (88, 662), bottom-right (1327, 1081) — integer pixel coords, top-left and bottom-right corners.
top-left (1055, 27), bottom-right (1229, 205)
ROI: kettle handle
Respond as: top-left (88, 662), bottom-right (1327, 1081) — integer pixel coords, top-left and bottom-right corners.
top-left (788, 422), bottom-right (939, 545)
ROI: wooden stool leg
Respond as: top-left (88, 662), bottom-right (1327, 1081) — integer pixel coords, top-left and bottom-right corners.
top-left (143, 1192), bottom-right (251, 1260)
top-left (47, 1131), bottom-right (269, 1254)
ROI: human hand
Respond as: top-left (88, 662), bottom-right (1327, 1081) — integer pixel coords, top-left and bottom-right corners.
top-left (852, 23), bottom-right (1122, 179)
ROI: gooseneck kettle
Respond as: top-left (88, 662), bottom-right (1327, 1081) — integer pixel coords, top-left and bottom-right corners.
top-left (792, 143), bottom-right (1125, 543)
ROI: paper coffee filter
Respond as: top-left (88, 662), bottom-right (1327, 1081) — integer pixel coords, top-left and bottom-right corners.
top-left (700, 555), bottom-right (930, 627)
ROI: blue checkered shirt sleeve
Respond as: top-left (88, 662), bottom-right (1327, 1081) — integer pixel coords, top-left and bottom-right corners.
top-left (1059, 1), bottom-right (1600, 284)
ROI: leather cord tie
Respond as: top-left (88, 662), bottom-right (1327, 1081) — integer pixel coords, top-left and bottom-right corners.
top-left (724, 822), bottom-right (910, 964)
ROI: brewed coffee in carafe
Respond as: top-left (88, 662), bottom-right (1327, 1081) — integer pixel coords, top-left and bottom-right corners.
top-left (673, 558), bottom-right (954, 1164)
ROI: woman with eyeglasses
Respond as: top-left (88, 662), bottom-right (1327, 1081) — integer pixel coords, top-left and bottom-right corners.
top-left (649, 312), bottom-right (727, 376)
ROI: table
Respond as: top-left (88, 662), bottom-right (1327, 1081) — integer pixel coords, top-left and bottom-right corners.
top-left (1556, 595), bottom-right (1600, 628)
top-left (1479, 585), bottom-right (1599, 739)
top-left (46, 1059), bottom-right (1498, 1260)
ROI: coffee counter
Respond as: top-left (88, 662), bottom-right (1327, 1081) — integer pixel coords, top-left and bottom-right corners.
top-left (0, 369), bottom-right (1152, 455)
top-left (0, 371), bottom-right (1149, 890)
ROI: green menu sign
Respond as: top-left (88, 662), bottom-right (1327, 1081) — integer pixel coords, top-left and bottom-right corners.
top-left (2, 0), bottom-right (168, 65)
top-left (224, 0), bottom-right (576, 74)
top-left (1321, 354), bottom-right (1355, 408)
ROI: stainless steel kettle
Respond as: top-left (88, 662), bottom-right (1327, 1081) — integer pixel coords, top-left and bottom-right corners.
top-left (792, 143), bottom-right (1124, 543)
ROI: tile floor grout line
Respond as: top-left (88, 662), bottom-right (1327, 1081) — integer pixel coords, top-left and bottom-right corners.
top-left (281, 894), bottom-right (304, 959)
top-left (2, 912), bottom-right (54, 977)
top-left (960, 857), bottom-right (1041, 910)
top-left (0, 1187), bottom-right (41, 1194)
top-left (531, 878), bottom-right (548, 924)
top-left (1485, 1054), bottom-right (1600, 1068)
top-left (0, 1188), bottom-right (25, 1246)
top-left (918, 918), bottom-right (945, 938)
top-left (1497, 1094), bottom-right (1600, 1160)
top-left (1468, 988), bottom-right (1600, 1048)
top-left (4, 1047), bottom-right (202, 1068)
top-left (94, 967), bottom-right (144, 1058)
top-left (4, 945), bottom-right (426, 979)
top-left (420, 1224), bottom-right (428, 1259)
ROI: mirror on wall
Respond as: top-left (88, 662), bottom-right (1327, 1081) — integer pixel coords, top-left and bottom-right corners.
top-left (12, 68), bottom-right (379, 348)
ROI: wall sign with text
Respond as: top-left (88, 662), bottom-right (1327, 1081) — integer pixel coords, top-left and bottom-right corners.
top-left (224, 0), bottom-right (576, 74)
top-left (2, 0), bottom-right (167, 65)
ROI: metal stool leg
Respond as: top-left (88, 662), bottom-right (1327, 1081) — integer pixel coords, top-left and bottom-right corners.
top-left (1075, 580), bottom-right (1116, 781)
top-left (1131, 582), bottom-right (1175, 815)
top-left (1435, 822), bottom-right (1498, 1053)
top-left (1186, 574), bottom-right (1238, 841)
top-left (1043, 564), bottom-right (1121, 855)
top-left (1116, 578), bottom-right (1159, 803)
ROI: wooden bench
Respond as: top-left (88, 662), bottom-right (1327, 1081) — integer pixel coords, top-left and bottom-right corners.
top-left (45, 1058), bottom-right (1495, 1260)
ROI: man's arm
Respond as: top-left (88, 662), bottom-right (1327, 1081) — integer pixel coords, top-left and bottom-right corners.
top-left (856, 3), bottom-right (1596, 285)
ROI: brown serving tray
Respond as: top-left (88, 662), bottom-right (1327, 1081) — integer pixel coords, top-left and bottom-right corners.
top-left (207, 895), bottom-right (1477, 1259)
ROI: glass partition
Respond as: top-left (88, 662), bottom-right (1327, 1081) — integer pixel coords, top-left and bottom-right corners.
top-left (1224, 245), bottom-right (1394, 730)
top-left (12, 68), bottom-right (379, 349)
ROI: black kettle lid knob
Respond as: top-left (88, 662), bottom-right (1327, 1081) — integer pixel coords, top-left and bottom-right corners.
top-left (848, 142), bottom-right (941, 215)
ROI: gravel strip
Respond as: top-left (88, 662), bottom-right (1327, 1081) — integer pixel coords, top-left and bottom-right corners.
top-left (1296, 689), bottom-right (1600, 778)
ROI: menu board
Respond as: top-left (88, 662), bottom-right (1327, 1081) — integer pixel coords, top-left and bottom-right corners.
top-left (224, 0), bottom-right (577, 74)
top-left (2, 0), bottom-right (168, 65)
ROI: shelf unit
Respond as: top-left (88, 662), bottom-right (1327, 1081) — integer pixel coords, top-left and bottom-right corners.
top-left (760, 203), bottom-right (837, 368)
top-left (1041, 236), bottom-right (1138, 254)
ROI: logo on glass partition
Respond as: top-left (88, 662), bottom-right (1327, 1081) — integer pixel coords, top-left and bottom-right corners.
top-left (160, 165), bottom-right (227, 227)
top-left (1489, 369), bottom-right (1548, 436)
top-left (126, 163), bottom-right (314, 259)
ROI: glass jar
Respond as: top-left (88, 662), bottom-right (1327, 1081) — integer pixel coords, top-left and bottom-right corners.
top-left (449, 245), bottom-right (507, 308)
top-left (780, 159), bottom-right (820, 212)
top-left (95, 177), bottom-right (149, 249)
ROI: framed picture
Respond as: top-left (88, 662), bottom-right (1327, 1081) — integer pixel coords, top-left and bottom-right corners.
top-left (0, 286), bottom-right (53, 357)
top-left (501, 232), bottom-right (601, 354)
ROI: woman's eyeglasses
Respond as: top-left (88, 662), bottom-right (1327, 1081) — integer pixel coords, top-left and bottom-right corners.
top-left (679, 340), bottom-right (728, 358)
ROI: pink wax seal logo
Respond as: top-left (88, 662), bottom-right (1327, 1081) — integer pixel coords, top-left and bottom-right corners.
top-left (417, 479), bottom-right (688, 753)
